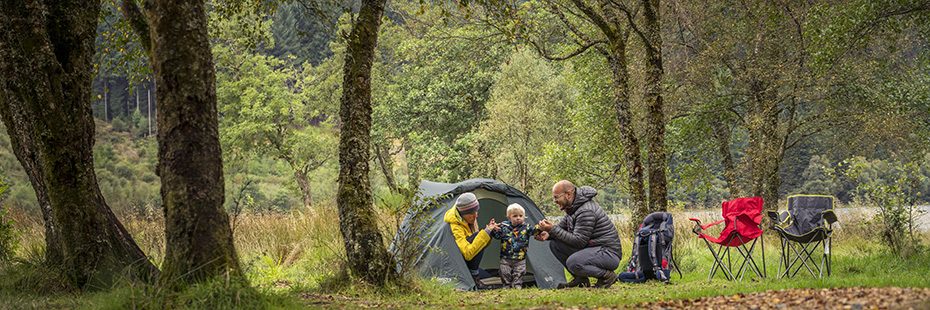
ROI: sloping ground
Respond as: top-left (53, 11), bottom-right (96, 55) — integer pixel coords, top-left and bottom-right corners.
top-left (642, 287), bottom-right (930, 310)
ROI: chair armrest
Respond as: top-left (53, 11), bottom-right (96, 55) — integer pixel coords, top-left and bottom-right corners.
top-left (767, 210), bottom-right (790, 228)
top-left (822, 209), bottom-right (838, 225)
top-left (688, 218), bottom-right (702, 235)
top-left (766, 211), bottom-right (780, 222)
top-left (690, 217), bottom-right (724, 231)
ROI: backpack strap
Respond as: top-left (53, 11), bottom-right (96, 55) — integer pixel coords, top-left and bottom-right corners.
top-left (627, 232), bottom-right (641, 272)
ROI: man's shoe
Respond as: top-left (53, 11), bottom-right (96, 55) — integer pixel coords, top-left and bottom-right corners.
top-left (594, 272), bottom-right (618, 289)
top-left (556, 276), bottom-right (590, 289)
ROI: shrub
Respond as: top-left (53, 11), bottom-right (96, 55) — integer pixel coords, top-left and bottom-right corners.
top-left (0, 179), bottom-right (18, 265)
top-left (377, 187), bottom-right (448, 280)
top-left (851, 162), bottom-right (926, 257)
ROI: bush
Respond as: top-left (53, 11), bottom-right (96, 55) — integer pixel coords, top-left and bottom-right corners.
top-left (378, 187), bottom-right (448, 279)
top-left (0, 179), bottom-right (18, 265)
top-left (851, 162), bottom-right (926, 257)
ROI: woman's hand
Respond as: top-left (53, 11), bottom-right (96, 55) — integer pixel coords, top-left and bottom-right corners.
top-left (485, 218), bottom-right (500, 233)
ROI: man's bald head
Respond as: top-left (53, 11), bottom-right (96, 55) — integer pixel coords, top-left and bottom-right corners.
top-left (553, 180), bottom-right (575, 193)
top-left (552, 180), bottom-right (576, 211)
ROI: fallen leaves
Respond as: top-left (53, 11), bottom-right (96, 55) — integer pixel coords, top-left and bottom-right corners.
top-left (642, 287), bottom-right (930, 310)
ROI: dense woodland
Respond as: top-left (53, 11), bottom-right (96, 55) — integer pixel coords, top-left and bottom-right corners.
top-left (3, 0), bottom-right (927, 214)
top-left (0, 0), bottom-right (928, 296)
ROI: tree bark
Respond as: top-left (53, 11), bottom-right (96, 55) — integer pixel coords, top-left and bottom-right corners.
top-left (149, 0), bottom-right (242, 285)
top-left (294, 169), bottom-right (314, 209)
top-left (337, 0), bottom-right (396, 286)
top-left (374, 142), bottom-right (398, 193)
top-left (605, 39), bottom-right (649, 226)
top-left (710, 116), bottom-right (740, 198)
top-left (745, 79), bottom-right (781, 211)
top-left (640, 0), bottom-right (668, 214)
top-left (103, 78), bottom-right (110, 122)
top-left (0, 0), bottom-right (157, 288)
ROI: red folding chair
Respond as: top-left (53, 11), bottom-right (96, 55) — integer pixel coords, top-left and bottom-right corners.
top-left (689, 197), bottom-right (766, 281)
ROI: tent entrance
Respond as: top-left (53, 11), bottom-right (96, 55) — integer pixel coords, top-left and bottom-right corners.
top-left (474, 192), bottom-right (539, 288)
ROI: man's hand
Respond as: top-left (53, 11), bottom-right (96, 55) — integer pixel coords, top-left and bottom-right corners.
top-left (538, 219), bottom-right (554, 232)
top-left (534, 231), bottom-right (549, 241)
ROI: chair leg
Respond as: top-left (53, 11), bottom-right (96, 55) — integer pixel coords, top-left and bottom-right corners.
top-left (704, 239), bottom-right (733, 281)
top-left (734, 242), bottom-right (751, 281)
top-left (777, 237), bottom-right (786, 278)
top-left (788, 240), bottom-right (821, 278)
top-left (727, 245), bottom-right (732, 275)
top-left (744, 242), bottom-right (766, 279)
top-left (671, 250), bottom-right (683, 279)
top-left (753, 232), bottom-right (769, 279)
top-left (734, 239), bottom-right (765, 281)
top-left (826, 236), bottom-right (832, 276)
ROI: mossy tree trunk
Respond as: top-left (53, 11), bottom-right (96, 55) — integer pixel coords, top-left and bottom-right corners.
top-left (374, 143), bottom-right (399, 193)
top-left (337, 0), bottom-right (397, 286)
top-left (294, 168), bottom-right (315, 209)
top-left (710, 116), bottom-right (741, 198)
top-left (148, 0), bottom-right (242, 286)
top-left (639, 0), bottom-right (668, 214)
top-left (604, 36), bottom-right (648, 227)
top-left (745, 79), bottom-right (782, 211)
top-left (0, 0), bottom-right (157, 288)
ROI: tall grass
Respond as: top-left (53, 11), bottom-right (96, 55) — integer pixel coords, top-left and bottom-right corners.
top-left (1, 201), bottom-right (928, 308)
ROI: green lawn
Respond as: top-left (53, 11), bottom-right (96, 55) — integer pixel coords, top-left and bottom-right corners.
top-left (2, 215), bottom-right (928, 309)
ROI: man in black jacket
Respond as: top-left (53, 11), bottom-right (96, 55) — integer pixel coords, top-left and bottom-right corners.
top-left (537, 180), bottom-right (622, 289)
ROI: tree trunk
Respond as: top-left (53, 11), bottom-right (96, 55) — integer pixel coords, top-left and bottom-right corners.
top-left (605, 39), bottom-right (649, 225)
top-left (402, 141), bottom-right (421, 190)
top-left (0, 0), bottom-right (158, 288)
top-left (149, 0), bottom-right (242, 286)
top-left (710, 116), bottom-right (740, 198)
top-left (746, 79), bottom-right (781, 211)
top-left (640, 0), bottom-right (668, 213)
top-left (337, 0), bottom-right (396, 286)
top-left (294, 169), bottom-right (314, 209)
top-left (374, 142), bottom-right (398, 193)
top-left (122, 80), bottom-right (130, 118)
top-left (147, 86), bottom-right (152, 137)
top-left (103, 78), bottom-right (110, 122)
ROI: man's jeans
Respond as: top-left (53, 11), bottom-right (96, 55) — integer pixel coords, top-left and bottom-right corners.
top-left (549, 239), bottom-right (620, 279)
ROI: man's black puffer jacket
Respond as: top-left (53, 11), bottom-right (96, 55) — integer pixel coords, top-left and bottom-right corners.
top-left (550, 186), bottom-right (622, 255)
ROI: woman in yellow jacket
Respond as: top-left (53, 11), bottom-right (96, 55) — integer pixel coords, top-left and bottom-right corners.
top-left (443, 192), bottom-right (499, 286)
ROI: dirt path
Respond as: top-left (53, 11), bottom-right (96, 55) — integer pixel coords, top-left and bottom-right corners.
top-left (642, 287), bottom-right (930, 310)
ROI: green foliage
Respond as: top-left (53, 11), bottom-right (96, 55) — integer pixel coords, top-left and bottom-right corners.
top-left (370, 10), bottom-right (510, 184)
top-left (269, 2), bottom-right (340, 66)
top-left (475, 48), bottom-right (568, 201)
top-left (0, 178), bottom-right (17, 265)
top-left (848, 160), bottom-right (927, 257)
top-left (800, 155), bottom-right (841, 195)
top-left (213, 7), bottom-right (338, 210)
top-left (807, 0), bottom-right (930, 70)
top-left (91, 123), bottom-right (161, 214)
top-left (537, 52), bottom-right (628, 209)
top-left (377, 187), bottom-right (444, 277)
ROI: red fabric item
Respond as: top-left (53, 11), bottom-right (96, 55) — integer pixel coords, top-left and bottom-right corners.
top-left (698, 197), bottom-right (764, 246)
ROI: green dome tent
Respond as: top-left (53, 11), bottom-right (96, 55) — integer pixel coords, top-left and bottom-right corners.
top-left (392, 179), bottom-right (566, 290)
